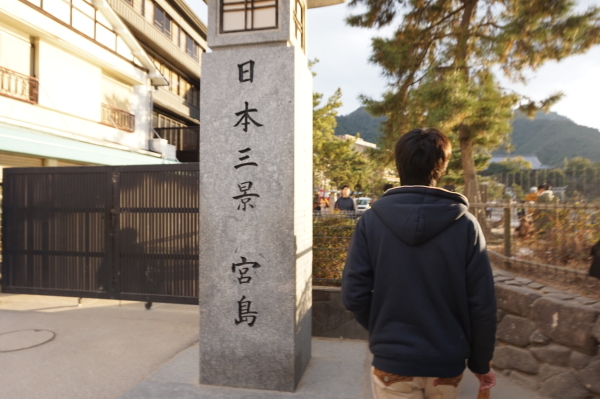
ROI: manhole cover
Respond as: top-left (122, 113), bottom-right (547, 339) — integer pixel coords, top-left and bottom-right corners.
top-left (0, 329), bottom-right (55, 352)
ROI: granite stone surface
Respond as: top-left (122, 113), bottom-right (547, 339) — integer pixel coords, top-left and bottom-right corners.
top-left (493, 346), bottom-right (540, 374)
top-left (531, 297), bottom-right (599, 355)
top-left (496, 315), bottom-right (536, 347)
top-left (199, 44), bottom-right (313, 392)
top-left (495, 283), bottom-right (541, 317)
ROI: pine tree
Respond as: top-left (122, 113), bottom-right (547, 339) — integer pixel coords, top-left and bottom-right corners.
top-left (347, 0), bottom-right (600, 203)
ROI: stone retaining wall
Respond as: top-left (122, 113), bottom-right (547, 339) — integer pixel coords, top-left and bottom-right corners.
top-left (492, 269), bottom-right (600, 399)
top-left (312, 286), bottom-right (368, 340)
top-left (313, 272), bottom-right (600, 398)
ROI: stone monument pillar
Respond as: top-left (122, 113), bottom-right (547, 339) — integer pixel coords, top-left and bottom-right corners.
top-left (199, 0), bottom-right (339, 392)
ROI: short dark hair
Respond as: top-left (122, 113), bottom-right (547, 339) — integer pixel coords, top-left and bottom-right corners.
top-left (394, 128), bottom-right (452, 186)
top-left (538, 183), bottom-right (550, 191)
top-left (341, 185), bottom-right (349, 190)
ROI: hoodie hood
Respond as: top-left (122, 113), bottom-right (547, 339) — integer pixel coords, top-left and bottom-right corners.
top-left (371, 186), bottom-right (469, 246)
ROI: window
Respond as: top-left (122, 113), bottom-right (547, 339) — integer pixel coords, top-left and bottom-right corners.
top-left (221, 0), bottom-right (278, 33)
top-left (153, 112), bottom-right (186, 128)
top-left (150, 56), bottom-right (199, 106)
top-left (186, 35), bottom-right (199, 61)
top-left (294, 0), bottom-right (305, 50)
top-left (154, 4), bottom-right (171, 37)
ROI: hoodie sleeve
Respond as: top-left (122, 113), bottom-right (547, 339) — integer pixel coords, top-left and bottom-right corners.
top-left (341, 216), bottom-right (373, 330)
top-left (465, 219), bottom-right (497, 375)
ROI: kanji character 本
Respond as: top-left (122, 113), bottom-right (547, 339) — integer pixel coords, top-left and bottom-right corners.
top-left (235, 295), bottom-right (257, 326)
top-left (234, 102), bottom-right (263, 132)
top-left (233, 181), bottom-right (260, 211)
top-left (232, 256), bottom-right (261, 284)
top-left (234, 148), bottom-right (258, 169)
top-left (238, 60), bottom-right (255, 83)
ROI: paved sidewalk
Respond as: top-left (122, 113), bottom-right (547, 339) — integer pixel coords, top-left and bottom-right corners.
top-left (0, 294), bottom-right (550, 399)
top-left (120, 339), bottom-right (551, 399)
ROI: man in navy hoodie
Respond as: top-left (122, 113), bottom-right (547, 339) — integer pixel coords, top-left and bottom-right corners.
top-left (342, 128), bottom-right (497, 399)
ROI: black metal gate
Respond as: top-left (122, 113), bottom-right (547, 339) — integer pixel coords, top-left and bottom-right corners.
top-left (1, 164), bottom-right (199, 305)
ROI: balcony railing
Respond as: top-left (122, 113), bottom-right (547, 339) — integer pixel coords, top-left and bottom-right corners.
top-left (153, 87), bottom-right (200, 122)
top-left (0, 66), bottom-right (39, 104)
top-left (155, 126), bottom-right (199, 152)
top-left (101, 104), bottom-right (135, 132)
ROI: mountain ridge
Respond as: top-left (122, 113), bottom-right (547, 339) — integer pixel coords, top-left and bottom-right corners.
top-left (334, 108), bottom-right (600, 166)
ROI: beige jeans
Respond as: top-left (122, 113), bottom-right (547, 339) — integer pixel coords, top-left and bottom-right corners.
top-left (371, 367), bottom-right (462, 399)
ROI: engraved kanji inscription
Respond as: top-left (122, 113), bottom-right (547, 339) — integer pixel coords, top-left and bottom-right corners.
top-left (238, 60), bottom-right (255, 83)
top-left (235, 295), bottom-right (258, 326)
top-left (234, 102), bottom-right (263, 132)
top-left (232, 256), bottom-right (261, 284)
top-left (234, 148), bottom-right (258, 169)
top-left (233, 181), bottom-right (260, 211)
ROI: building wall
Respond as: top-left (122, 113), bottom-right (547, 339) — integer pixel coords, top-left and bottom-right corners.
top-left (107, 0), bottom-right (205, 128)
top-left (0, 0), bottom-right (170, 164)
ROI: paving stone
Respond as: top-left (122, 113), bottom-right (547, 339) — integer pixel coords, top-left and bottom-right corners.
top-left (497, 315), bottom-right (536, 347)
top-left (528, 283), bottom-right (545, 290)
top-left (508, 370), bottom-right (540, 391)
top-left (497, 309), bottom-right (507, 323)
top-left (539, 364), bottom-right (569, 381)
top-left (505, 280), bottom-right (523, 286)
top-left (545, 293), bottom-right (576, 301)
top-left (493, 346), bottom-right (540, 374)
top-left (515, 277), bottom-right (533, 284)
top-left (574, 297), bottom-right (598, 306)
top-left (494, 276), bottom-right (512, 282)
top-left (493, 269), bottom-right (515, 278)
top-left (532, 297), bottom-right (600, 355)
top-left (593, 319), bottom-right (600, 342)
top-left (541, 287), bottom-right (562, 294)
top-left (576, 360), bottom-right (600, 394)
top-left (540, 371), bottom-right (589, 399)
top-left (570, 351), bottom-right (591, 370)
top-left (495, 284), bottom-right (542, 317)
top-left (530, 344), bottom-right (571, 366)
top-left (529, 330), bottom-right (550, 345)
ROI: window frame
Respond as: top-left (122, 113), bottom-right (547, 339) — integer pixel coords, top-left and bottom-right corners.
top-left (219, 0), bottom-right (279, 34)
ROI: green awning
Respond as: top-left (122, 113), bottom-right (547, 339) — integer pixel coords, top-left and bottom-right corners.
top-left (0, 123), bottom-right (178, 165)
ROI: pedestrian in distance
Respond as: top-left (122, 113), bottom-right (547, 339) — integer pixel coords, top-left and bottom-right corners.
top-left (342, 128), bottom-right (497, 399)
top-left (334, 185), bottom-right (357, 212)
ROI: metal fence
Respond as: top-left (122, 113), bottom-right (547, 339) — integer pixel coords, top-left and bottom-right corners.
top-left (1, 164), bottom-right (199, 304)
top-left (471, 202), bottom-right (600, 280)
top-left (485, 167), bottom-right (600, 201)
top-left (311, 203), bottom-right (600, 286)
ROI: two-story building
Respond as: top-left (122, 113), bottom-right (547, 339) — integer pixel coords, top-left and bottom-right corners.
top-left (0, 0), bottom-right (180, 174)
top-left (107, 0), bottom-right (207, 162)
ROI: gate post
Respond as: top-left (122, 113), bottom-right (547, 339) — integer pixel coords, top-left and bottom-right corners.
top-left (197, 0), bottom-right (335, 392)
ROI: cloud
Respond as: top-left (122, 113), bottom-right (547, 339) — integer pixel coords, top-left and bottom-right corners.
top-left (307, 4), bottom-right (394, 116)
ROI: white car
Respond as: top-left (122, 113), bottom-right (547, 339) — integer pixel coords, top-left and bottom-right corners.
top-left (356, 197), bottom-right (372, 213)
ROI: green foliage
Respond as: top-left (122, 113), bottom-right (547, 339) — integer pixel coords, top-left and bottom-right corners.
top-left (345, 0), bottom-right (600, 202)
top-left (481, 156), bottom-right (533, 176)
top-left (313, 215), bottom-right (356, 285)
top-left (313, 90), bottom-right (373, 191)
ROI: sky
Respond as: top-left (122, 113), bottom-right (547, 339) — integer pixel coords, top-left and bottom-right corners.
top-left (185, 0), bottom-right (600, 130)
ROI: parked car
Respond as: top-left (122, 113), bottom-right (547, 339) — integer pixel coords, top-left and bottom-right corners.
top-left (356, 197), bottom-right (372, 213)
